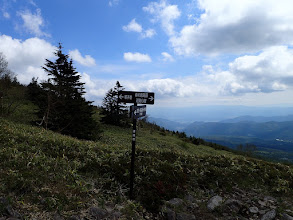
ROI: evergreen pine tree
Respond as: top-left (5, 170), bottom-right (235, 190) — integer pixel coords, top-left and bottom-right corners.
top-left (101, 81), bottom-right (129, 126)
top-left (37, 43), bottom-right (98, 139)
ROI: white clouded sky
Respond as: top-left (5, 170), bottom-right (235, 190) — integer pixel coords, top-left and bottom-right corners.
top-left (123, 52), bottom-right (152, 63)
top-left (17, 8), bottom-right (49, 37)
top-left (69, 49), bottom-right (96, 67)
top-left (1, 0), bottom-right (293, 114)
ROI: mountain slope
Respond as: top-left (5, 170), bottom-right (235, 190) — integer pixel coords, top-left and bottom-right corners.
top-left (0, 118), bottom-right (293, 219)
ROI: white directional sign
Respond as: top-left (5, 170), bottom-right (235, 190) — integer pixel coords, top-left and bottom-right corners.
top-left (118, 91), bottom-right (155, 104)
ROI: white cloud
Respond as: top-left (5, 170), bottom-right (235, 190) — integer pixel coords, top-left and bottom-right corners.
top-left (28, 0), bottom-right (37, 7)
top-left (18, 8), bottom-right (49, 37)
top-left (134, 45), bottom-right (293, 97)
top-left (3, 11), bottom-right (10, 19)
top-left (76, 45), bottom-right (293, 106)
top-left (141, 29), bottom-right (156, 39)
top-left (143, 0), bottom-right (181, 36)
top-left (139, 78), bottom-right (207, 97)
top-left (1, 0), bottom-right (11, 19)
top-left (81, 72), bottom-right (96, 89)
top-left (201, 46), bottom-right (293, 95)
top-left (170, 0), bottom-right (293, 56)
top-left (123, 19), bottom-right (143, 33)
top-left (124, 52), bottom-right (152, 63)
top-left (0, 35), bottom-right (56, 84)
top-left (79, 74), bottom-right (117, 103)
top-left (161, 52), bottom-right (174, 62)
top-left (109, 0), bottom-right (119, 7)
top-left (79, 75), bottom-right (209, 104)
top-left (69, 49), bottom-right (96, 67)
top-left (123, 19), bottom-right (156, 39)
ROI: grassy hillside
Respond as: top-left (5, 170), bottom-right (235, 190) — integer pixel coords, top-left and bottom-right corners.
top-left (1, 118), bottom-right (293, 219)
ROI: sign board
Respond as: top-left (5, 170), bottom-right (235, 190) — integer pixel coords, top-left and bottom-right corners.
top-left (119, 90), bottom-right (155, 199)
top-left (118, 91), bottom-right (155, 105)
top-left (130, 105), bottom-right (146, 119)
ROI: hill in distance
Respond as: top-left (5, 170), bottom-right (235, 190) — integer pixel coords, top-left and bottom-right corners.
top-left (220, 115), bottom-right (293, 123)
top-left (148, 105), bottom-right (293, 123)
top-left (147, 116), bottom-right (188, 131)
top-left (149, 115), bottom-right (293, 163)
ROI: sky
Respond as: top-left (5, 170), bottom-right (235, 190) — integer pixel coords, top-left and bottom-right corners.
top-left (1, 0), bottom-right (293, 118)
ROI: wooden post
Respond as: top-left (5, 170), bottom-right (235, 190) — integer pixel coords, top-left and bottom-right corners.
top-left (129, 103), bottom-right (137, 199)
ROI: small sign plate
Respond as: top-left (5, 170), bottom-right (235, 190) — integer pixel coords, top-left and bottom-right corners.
top-left (130, 105), bottom-right (146, 119)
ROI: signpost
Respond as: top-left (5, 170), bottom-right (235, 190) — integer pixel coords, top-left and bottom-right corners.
top-left (118, 91), bottom-right (154, 199)
top-left (118, 91), bottom-right (155, 105)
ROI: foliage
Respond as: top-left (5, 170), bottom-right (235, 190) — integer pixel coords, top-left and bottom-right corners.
top-left (0, 117), bottom-right (293, 217)
top-left (0, 52), bottom-right (31, 120)
top-left (101, 81), bottom-right (129, 126)
top-left (27, 44), bottom-right (99, 140)
top-left (0, 52), bottom-right (14, 80)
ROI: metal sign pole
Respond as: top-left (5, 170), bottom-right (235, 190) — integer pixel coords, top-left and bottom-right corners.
top-left (129, 103), bottom-right (137, 199)
top-left (117, 91), bottom-right (154, 199)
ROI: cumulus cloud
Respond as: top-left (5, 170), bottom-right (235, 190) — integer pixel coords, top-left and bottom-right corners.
top-left (134, 46), bottom-right (293, 97)
top-left (141, 28), bottom-right (156, 39)
top-left (143, 0), bottom-right (180, 36)
top-left (124, 52), bottom-right (152, 63)
top-left (123, 19), bottom-right (156, 39)
top-left (170, 0), bottom-right (293, 56)
top-left (85, 46), bottom-right (293, 103)
top-left (18, 8), bottom-right (49, 37)
top-left (69, 49), bottom-right (96, 67)
top-left (76, 46), bottom-right (293, 106)
top-left (161, 52), bottom-right (174, 62)
top-left (0, 35), bottom-right (56, 84)
top-left (123, 19), bottom-right (143, 33)
top-left (80, 75), bottom-right (210, 104)
top-left (79, 73), bottom-right (117, 103)
top-left (201, 46), bottom-right (293, 95)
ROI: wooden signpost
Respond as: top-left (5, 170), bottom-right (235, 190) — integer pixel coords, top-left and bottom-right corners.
top-left (118, 91), bottom-right (155, 199)
top-left (118, 91), bottom-right (154, 105)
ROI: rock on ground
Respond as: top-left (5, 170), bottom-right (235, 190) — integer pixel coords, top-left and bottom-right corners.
top-left (207, 195), bottom-right (223, 211)
top-left (261, 209), bottom-right (276, 220)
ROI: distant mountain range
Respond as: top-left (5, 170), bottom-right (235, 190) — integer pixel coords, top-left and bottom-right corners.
top-left (220, 115), bottom-right (293, 123)
top-left (148, 105), bottom-right (293, 123)
top-left (148, 114), bottom-right (293, 133)
top-left (184, 120), bottom-right (293, 141)
top-left (147, 117), bottom-right (188, 131)
top-left (147, 115), bottom-right (293, 159)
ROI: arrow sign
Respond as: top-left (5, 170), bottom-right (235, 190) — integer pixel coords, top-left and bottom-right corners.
top-left (118, 91), bottom-right (155, 105)
top-left (130, 105), bottom-right (146, 119)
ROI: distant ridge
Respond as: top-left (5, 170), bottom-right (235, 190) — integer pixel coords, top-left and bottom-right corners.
top-left (184, 120), bottom-right (293, 141)
top-left (220, 115), bottom-right (293, 123)
top-left (147, 117), bottom-right (188, 131)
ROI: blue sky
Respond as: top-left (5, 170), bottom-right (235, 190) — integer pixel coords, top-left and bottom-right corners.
top-left (1, 0), bottom-right (293, 117)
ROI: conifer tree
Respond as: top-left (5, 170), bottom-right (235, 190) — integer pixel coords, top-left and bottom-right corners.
top-left (101, 81), bottom-right (129, 126)
top-left (36, 44), bottom-right (98, 139)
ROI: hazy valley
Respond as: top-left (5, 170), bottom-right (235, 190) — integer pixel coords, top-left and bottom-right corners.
top-left (148, 114), bottom-right (293, 163)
